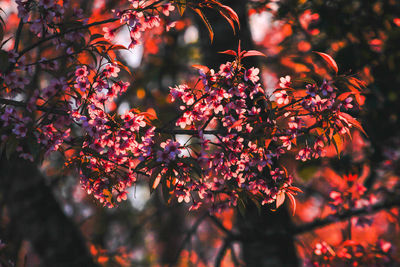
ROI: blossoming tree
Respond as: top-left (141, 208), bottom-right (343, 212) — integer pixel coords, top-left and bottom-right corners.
top-left (0, 0), bottom-right (399, 266)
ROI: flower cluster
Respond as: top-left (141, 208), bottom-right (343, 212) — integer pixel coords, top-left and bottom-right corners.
top-left (110, 1), bottom-right (175, 49)
top-left (328, 174), bottom-right (377, 227)
top-left (70, 64), bottom-right (158, 207)
top-left (308, 239), bottom-right (394, 267)
top-left (162, 58), bottom-right (363, 212)
top-left (17, 0), bottom-right (66, 38)
top-left (0, 0), bottom-right (365, 212)
top-left (0, 0), bottom-right (177, 207)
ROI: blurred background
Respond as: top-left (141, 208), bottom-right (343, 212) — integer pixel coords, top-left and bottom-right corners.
top-left (1, 0), bottom-right (400, 266)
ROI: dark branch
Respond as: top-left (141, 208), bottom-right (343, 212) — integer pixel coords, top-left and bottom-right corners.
top-left (17, 18), bottom-right (118, 59)
top-left (215, 237), bottom-right (231, 267)
top-left (16, 0), bottom-right (164, 61)
top-left (0, 98), bottom-right (68, 115)
top-left (14, 19), bottom-right (23, 52)
top-left (155, 128), bottom-right (223, 135)
top-left (208, 214), bottom-right (240, 240)
top-left (169, 212), bottom-right (208, 267)
top-left (292, 196), bottom-right (400, 235)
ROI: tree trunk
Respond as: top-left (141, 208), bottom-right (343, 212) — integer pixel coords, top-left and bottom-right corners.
top-left (195, 0), bottom-right (299, 265)
top-left (0, 157), bottom-right (98, 267)
top-left (236, 204), bottom-right (299, 266)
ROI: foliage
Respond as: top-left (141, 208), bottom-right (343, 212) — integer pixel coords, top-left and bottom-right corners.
top-left (0, 0), bottom-right (399, 266)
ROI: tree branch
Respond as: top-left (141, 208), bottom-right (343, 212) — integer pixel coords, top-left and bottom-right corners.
top-left (169, 212), bottom-right (208, 267)
top-left (207, 214), bottom-right (240, 240)
top-left (0, 157), bottom-right (98, 266)
top-left (155, 128), bottom-right (223, 135)
top-left (0, 98), bottom-right (68, 115)
top-left (215, 237), bottom-right (231, 267)
top-left (14, 19), bottom-right (23, 52)
top-left (292, 196), bottom-right (400, 235)
top-left (16, 0), bottom-right (165, 61)
top-left (17, 18), bottom-right (118, 60)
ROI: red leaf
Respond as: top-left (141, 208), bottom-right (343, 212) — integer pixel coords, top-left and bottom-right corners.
top-left (140, 111), bottom-right (157, 121)
top-left (152, 174), bottom-right (162, 190)
top-left (286, 192), bottom-right (297, 216)
top-left (215, 4), bottom-right (240, 33)
top-left (337, 92), bottom-right (354, 102)
top-left (192, 64), bottom-right (210, 73)
top-left (219, 5), bottom-right (240, 27)
top-left (347, 77), bottom-right (366, 91)
top-left (342, 240), bottom-right (359, 247)
top-left (338, 112), bottom-right (368, 137)
top-left (111, 44), bottom-right (127, 50)
top-left (217, 10), bottom-right (237, 34)
top-left (229, 119), bottom-right (243, 129)
top-left (276, 191), bottom-right (285, 209)
top-left (218, 50), bottom-right (237, 56)
top-left (192, 8), bottom-right (214, 43)
top-left (117, 62), bottom-right (132, 76)
top-left (150, 167), bottom-right (163, 193)
top-left (175, 0), bottom-right (187, 16)
top-left (287, 186), bottom-right (303, 193)
top-left (265, 138), bottom-right (272, 150)
top-left (97, 256), bottom-right (109, 264)
top-left (242, 50), bottom-right (267, 58)
top-left (314, 51), bottom-right (338, 74)
top-left (332, 133), bottom-right (343, 158)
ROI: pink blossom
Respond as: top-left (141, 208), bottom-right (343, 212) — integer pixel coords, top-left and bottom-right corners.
top-left (279, 75), bottom-right (291, 88)
top-left (244, 67), bottom-right (260, 83)
top-left (75, 65), bottom-right (89, 78)
top-left (219, 62), bottom-right (234, 79)
top-left (162, 4), bottom-right (175, 16)
top-left (274, 90), bottom-right (290, 105)
top-left (103, 27), bottom-right (116, 40)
